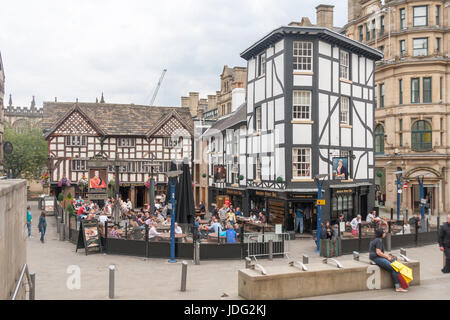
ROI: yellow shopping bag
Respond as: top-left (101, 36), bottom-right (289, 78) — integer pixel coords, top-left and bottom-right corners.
top-left (390, 260), bottom-right (413, 283)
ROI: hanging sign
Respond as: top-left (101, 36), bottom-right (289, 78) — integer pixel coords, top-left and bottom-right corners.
top-left (316, 199), bottom-right (326, 206)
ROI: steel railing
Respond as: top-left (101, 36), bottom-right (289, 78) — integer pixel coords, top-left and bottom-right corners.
top-left (11, 264), bottom-right (35, 300)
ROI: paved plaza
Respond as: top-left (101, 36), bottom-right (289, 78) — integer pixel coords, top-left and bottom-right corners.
top-left (27, 201), bottom-right (449, 300)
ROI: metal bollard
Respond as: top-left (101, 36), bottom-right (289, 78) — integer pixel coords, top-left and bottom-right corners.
top-left (400, 248), bottom-right (406, 256)
top-left (303, 255), bottom-right (309, 264)
top-left (109, 265), bottom-right (115, 299)
top-left (353, 251), bottom-right (360, 261)
top-left (181, 261), bottom-right (188, 292)
top-left (59, 223), bottom-right (65, 241)
top-left (194, 241), bottom-right (200, 265)
top-left (56, 216), bottom-right (60, 233)
top-left (268, 240), bottom-right (273, 261)
top-left (30, 272), bottom-right (36, 300)
top-left (406, 208), bottom-right (409, 222)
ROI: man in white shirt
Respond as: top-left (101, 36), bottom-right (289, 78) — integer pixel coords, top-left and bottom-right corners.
top-left (148, 222), bottom-right (161, 239)
top-left (350, 215), bottom-right (362, 236)
top-left (126, 199), bottom-right (133, 211)
top-left (366, 210), bottom-right (375, 223)
top-left (174, 222), bottom-right (183, 234)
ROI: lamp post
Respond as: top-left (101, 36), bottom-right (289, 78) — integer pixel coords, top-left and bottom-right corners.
top-left (165, 169), bottom-right (183, 263)
top-left (417, 175), bottom-right (426, 232)
top-left (314, 174), bottom-right (327, 252)
top-left (394, 171), bottom-right (405, 221)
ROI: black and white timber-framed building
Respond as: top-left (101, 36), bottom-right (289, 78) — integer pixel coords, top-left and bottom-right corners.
top-left (217, 25), bottom-right (384, 231)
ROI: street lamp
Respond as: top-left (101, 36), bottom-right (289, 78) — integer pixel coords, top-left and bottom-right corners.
top-left (314, 174), bottom-right (327, 252)
top-left (165, 169), bottom-right (183, 263)
top-left (394, 170), bottom-right (405, 221)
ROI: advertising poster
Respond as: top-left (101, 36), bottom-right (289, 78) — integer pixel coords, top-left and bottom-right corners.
top-left (332, 157), bottom-right (349, 180)
top-left (89, 169), bottom-right (108, 191)
top-left (213, 165), bottom-right (226, 182)
top-left (76, 220), bottom-right (101, 255)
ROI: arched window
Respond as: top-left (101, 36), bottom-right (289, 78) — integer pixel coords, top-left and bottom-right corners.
top-left (375, 125), bottom-right (384, 154)
top-left (412, 120), bottom-right (432, 151)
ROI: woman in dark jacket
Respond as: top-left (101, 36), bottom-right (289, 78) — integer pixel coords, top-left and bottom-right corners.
top-left (38, 211), bottom-right (47, 243)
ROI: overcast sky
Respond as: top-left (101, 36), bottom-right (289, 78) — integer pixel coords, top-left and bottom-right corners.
top-left (0, 0), bottom-right (347, 108)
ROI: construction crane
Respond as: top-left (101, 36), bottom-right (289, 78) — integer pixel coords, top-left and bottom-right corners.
top-left (150, 69), bottom-right (167, 106)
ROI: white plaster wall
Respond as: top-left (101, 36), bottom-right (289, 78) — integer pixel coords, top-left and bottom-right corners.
top-left (319, 41), bottom-right (332, 56)
top-left (319, 57), bottom-right (331, 92)
top-left (292, 124), bottom-right (312, 145)
top-left (248, 58), bottom-right (256, 82)
top-left (274, 98), bottom-right (284, 122)
top-left (294, 75), bottom-right (313, 87)
top-left (319, 93), bottom-right (329, 145)
top-left (273, 55), bottom-right (284, 96)
top-left (255, 78), bottom-right (266, 104)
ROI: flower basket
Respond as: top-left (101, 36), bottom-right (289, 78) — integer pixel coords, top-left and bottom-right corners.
top-left (78, 175), bottom-right (89, 192)
top-left (39, 172), bottom-right (50, 187)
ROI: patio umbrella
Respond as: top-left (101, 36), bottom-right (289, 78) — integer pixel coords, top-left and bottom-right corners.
top-left (175, 160), bottom-right (195, 224)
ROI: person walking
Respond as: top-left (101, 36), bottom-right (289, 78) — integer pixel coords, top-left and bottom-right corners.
top-left (369, 228), bottom-right (407, 292)
top-left (38, 211), bottom-right (47, 243)
top-left (438, 214), bottom-right (450, 273)
top-left (26, 205), bottom-right (32, 238)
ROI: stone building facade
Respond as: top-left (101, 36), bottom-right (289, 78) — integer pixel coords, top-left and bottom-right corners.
top-left (3, 95), bottom-right (43, 131)
top-left (345, 0), bottom-right (449, 215)
top-left (216, 66), bottom-right (247, 118)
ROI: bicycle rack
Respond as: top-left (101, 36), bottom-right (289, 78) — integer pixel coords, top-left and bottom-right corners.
top-left (323, 258), bottom-right (343, 269)
top-left (289, 261), bottom-right (308, 271)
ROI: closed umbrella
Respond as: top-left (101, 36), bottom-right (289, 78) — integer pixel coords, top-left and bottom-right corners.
top-left (175, 160), bottom-right (195, 224)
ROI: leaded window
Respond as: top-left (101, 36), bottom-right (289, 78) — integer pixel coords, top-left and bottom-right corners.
top-left (412, 121), bottom-right (432, 151)
top-left (375, 125), bottom-right (384, 154)
top-left (292, 91), bottom-right (311, 120)
top-left (293, 41), bottom-right (312, 71)
top-left (292, 148), bottom-right (311, 179)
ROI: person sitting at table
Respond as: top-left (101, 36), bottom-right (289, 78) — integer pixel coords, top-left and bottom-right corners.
top-left (203, 216), bottom-right (222, 234)
top-left (366, 211), bottom-right (375, 223)
top-left (258, 212), bottom-right (267, 224)
top-left (234, 223), bottom-right (241, 239)
top-left (108, 225), bottom-right (121, 239)
top-left (98, 212), bottom-right (108, 225)
top-left (219, 204), bottom-right (228, 222)
top-left (162, 216), bottom-right (172, 227)
top-left (155, 211), bottom-right (165, 223)
top-left (148, 222), bottom-right (161, 241)
top-left (226, 223), bottom-right (237, 243)
top-left (199, 201), bottom-right (206, 214)
top-left (174, 222), bottom-right (183, 235)
top-left (235, 207), bottom-right (243, 217)
top-left (250, 212), bottom-right (257, 221)
top-left (143, 211), bottom-right (151, 221)
top-left (403, 220), bottom-right (411, 234)
top-left (161, 204), bottom-right (168, 219)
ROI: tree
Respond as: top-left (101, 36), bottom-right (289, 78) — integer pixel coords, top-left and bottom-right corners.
top-left (3, 126), bottom-right (47, 179)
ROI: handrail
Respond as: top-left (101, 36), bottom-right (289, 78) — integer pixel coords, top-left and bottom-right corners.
top-left (11, 264), bottom-right (35, 300)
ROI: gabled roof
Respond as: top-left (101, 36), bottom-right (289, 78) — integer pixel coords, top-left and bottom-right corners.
top-left (42, 101), bottom-right (194, 138)
top-left (203, 103), bottom-right (246, 137)
top-left (240, 26), bottom-right (383, 61)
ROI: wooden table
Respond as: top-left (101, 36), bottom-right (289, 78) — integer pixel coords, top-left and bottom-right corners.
top-left (156, 233), bottom-right (187, 241)
top-left (157, 225), bottom-right (171, 232)
top-left (199, 219), bottom-right (209, 225)
top-left (208, 232), bottom-right (227, 243)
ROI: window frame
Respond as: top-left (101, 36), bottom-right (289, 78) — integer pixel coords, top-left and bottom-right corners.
top-left (375, 125), bottom-right (385, 154)
top-left (411, 78), bottom-right (420, 104)
top-left (292, 90), bottom-right (312, 121)
top-left (400, 40), bottom-right (406, 56)
top-left (293, 41), bottom-right (313, 72)
top-left (292, 148), bottom-right (311, 179)
top-left (413, 38), bottom-right (428, 57)
top-left (436, 37), bottom-right (441, 53)
top-left (71, 159), bottom-right (87, 172)
top-left (340, 96), bottom-right (350, 125)
top-left (339, 50), bottom-right (350, 80)
top-left (255, 106), bottom-right (262, 133)
top-left (366, 22), bottom-right (370, 41)
top-left (359, 25), bottom-right (364, 42)
top-left (413, 6), bottom-right (428, 27)
top-left (371, 19), bottom-right (376, 39)
top-left (411, 120), bottom-right (432, 152)
top-left (399, 119), bottom-right (403, 147)
top-left (399, 79), bottom-right (403, 105)
top-left (380, 15), bottom-right (385, 36)
top-left (379, 83), bottom-right (385, 108)
top-left (435, 5), bottom-right (440, 26)
top-left (423, 77), bottom-right (432, 103)
top-left (400, 8), bottom-right (406, 30)
top-left (66, 136), bottom-right (87, 147)
top-left (257, 52), bottom-right (266, 77)
top-left (117, 138), bottom-right (135, 148)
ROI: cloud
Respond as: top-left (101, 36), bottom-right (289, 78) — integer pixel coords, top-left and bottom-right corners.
top-left (0, 0), bottom-right (348, 107)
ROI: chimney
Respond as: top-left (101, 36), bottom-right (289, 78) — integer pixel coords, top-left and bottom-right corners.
top-left (181, 96), bottom-right (190, 108)
top-left (348, 0), bottom-right (362, 22)
top-left (316, 4), bottom-right (334, 30)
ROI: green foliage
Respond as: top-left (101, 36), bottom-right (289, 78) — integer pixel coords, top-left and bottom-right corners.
top-left (239, 175), bottom-right (244, 181)
top-left (66, 193), bottom-right (73, 200)
top-left (3, 126), bottom-right (48, 179)
top-left (276, 177), bottom-right (283, 183)
top-left (57, 193), bottom-right (64, 202)
top-left (66, 202), bottom-right (76, 217)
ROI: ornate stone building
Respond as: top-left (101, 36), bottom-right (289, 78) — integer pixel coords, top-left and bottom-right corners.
top-left (3, 95), bottom-right (43, 131)
top-left (345, 0), bottom-right (449, 215)
top-left (216, 66), bottom-right (247, 118)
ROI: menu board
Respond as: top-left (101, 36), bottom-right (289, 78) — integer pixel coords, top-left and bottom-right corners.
top-left (76, 220), bottom-right (101, 255)
top-left (44, 196), bottom-right (55, 213)
top-left (268, 200), bottom-right (285, 225)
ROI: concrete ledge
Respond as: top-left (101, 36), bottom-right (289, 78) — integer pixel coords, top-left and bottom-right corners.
top-left (238, 260), bottom-right (420, 300)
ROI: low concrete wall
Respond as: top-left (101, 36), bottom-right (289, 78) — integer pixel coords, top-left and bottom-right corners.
top-left (238, 260), bottom-right (420, 300)
top-left (0, 179), bottom-right (28, 299)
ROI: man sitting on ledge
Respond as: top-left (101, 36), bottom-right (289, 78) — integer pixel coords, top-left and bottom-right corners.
top-left (369, 229), bottom-right (408, 292)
